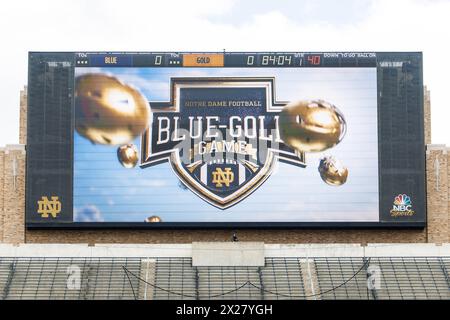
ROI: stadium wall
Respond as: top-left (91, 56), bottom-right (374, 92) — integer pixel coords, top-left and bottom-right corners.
top-left (1, 87), bottom-right (449, 245)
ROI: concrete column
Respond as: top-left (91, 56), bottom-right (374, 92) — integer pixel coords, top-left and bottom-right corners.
top-left (300, 258), bottom-right (320, 300)
top-left (138, 259), bottom-right (156, 300)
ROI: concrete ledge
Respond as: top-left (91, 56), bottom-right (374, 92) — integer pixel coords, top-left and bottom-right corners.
top-left (365, 243), bottom-right (450, 257)
top-left (92, 244), bottom-right (192, 257)
top-left (0, 243), bottom-right (191, 258)
top-left (1, 144), bottom-right (26, 154)
top-left (426, 144), bottom-right (448, 154)
top-left (192, 242), bottom-right (265, 266)
top-left (427, 144), bottom-right (447, 150)
top-left (1, 243), bottom-right (450, 259)
top-left (265, 243), bottom-right (364, 257)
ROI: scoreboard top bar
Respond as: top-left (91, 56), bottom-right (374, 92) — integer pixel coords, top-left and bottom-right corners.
top-left (70, 52), bottom-right (381, 68)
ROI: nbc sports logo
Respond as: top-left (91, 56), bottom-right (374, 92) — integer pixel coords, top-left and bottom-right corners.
top-left (390, 194), bottom-right (415, 217)
top-left (393, 194), bottom-right (411, 207)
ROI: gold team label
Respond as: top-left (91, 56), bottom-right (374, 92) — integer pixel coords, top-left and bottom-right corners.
top-left (183, 54), bottom-right (224, 67)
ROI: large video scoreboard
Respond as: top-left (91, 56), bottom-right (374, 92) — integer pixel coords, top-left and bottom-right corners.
top-left (26, 52), bottom-right (425, 228)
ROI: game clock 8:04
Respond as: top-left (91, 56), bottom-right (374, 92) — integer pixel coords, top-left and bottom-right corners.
top-left (246, 54), bottom-right (294, 66)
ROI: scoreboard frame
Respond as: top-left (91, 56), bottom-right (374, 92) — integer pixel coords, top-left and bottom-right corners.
top-left (25, 52), bottom-right (426, 229)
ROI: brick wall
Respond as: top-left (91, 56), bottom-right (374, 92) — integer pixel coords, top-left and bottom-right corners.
top-left (19, 87), bottom-right (27, 145)
top-left (424, 86), bottom-right (431, 145)
top-left (25, 228), bottom-right (427, 245)
top-left (0, 145), bottom-right (26, 243)
top-left (426, 146), bottom-right (449, 243)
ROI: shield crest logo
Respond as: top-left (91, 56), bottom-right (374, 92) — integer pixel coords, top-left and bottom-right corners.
top-left (141, 77), bottom-right (305, 209)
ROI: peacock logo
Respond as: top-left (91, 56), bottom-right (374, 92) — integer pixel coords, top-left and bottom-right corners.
top-left (393, 194), bottom-right (411, 206)
top-left (390, 194), bottom-right (415, 217)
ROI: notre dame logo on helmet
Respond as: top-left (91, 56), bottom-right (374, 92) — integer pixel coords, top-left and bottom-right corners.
top-left (141, 77), bottom-right (305, 209)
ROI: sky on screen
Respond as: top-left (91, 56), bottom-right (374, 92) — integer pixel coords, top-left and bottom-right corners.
top-left (73, 67), bottom-right (378, 222)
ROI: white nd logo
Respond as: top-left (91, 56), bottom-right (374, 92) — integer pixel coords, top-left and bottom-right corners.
top-left (37, 196), bottom-right (61, 218)
top-left (212, 168), bottom-right (234, 187)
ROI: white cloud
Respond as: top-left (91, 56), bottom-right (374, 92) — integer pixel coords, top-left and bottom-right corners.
top-left (74, 205), bottom-right (104, 222)
top-left (1, 0), bottom-right (449, 144)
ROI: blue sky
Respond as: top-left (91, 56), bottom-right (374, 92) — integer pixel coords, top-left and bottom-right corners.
top-left (73, 66), bottom-right (378, 222)
top-left (2, 0), bottom-right (450, 146)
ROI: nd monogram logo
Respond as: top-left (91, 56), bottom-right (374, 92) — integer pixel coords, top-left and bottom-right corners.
top-left (212, 168), bottom-right (234, 187)
top-left (37, 196), bottom-right (61, 218)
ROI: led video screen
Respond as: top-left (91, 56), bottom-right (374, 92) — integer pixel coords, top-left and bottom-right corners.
top-left (26, 52), bottom-right (426, 227)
